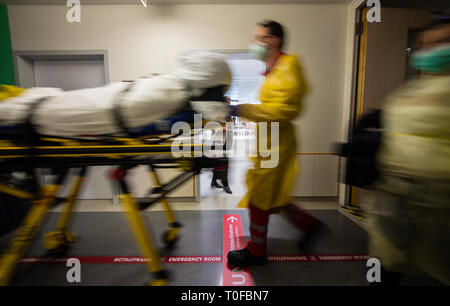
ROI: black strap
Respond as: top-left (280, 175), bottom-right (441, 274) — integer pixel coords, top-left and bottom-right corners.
top-left (25, 96), bottom-right (51, 145)
top-left (189, 85), bottom-right (227, 102)
top-left (112, 82), bottom-right (135, 137)
top-left (22, 96), bottom-right (51, 170)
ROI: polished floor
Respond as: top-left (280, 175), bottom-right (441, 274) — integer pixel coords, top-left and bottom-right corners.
top-left (2, 199), bottom-right (444, 286)
top-left (1, 161), bottom-right (443, 286)
top-left (1, 208), bottom-right (369, 286)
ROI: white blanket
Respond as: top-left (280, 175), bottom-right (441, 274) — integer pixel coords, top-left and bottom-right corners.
top-left (0, 75), bottom-right (189, 137)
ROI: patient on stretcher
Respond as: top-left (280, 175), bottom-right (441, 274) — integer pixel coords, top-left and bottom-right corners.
top-left (0, 51), bottom-right (231, 139)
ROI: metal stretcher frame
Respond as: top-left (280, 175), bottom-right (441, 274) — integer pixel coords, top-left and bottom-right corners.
top-left (0, 132), bottom-right (227, 286)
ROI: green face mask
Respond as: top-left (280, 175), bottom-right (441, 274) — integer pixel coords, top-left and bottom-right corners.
top-left (249, 43), bottom-right (269, 61)
top-left (410, 45), bottom-right (450, 74)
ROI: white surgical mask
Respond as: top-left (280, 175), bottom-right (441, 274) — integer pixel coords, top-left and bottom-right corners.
top-left (248, 43), bottom-right (269, 61)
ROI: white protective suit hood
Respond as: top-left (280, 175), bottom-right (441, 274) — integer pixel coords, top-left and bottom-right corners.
top-left (176, 50), bottom-right (232, 121)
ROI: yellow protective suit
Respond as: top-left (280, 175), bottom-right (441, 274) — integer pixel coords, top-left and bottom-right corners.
top-left (237, 54), bottom-right (309, 211)
top-left (0, 85), bottom-right (25, 102)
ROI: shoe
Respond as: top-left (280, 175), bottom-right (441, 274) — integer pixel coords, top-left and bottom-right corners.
top-left (227, 248), bottom-right (267, 268)
top-left (297, 222), bottom-right (331, 251)
top-left (211, 179), bottom-right (223, 189)
top-left (223, 185), bottom-right (232, 194)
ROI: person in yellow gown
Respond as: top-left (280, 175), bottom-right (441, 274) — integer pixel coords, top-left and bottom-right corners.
top-left (365, 18), bottom-right (450, 285)
top-left (227, 20), bottom-right (326, 268)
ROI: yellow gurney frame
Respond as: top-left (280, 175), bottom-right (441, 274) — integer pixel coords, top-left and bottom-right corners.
top-left (0, 132), bottom-right (227, 286)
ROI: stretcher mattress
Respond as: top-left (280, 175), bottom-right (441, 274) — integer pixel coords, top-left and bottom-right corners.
top-left (0, 75), bottom-right (189, 137)
top-left (0, 109), bottom-right (197, 139)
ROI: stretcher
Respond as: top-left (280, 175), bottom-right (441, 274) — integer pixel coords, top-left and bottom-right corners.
top-left (0, 118), bottom-right (228, 286)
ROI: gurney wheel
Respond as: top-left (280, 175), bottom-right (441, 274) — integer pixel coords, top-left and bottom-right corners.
top-left (46, 244), bottom-right (70, 255)
top-left (148, 270), bottom-right (170, 286)
top-left (148, 279), bottom-right (167, 286)
top-left (162, 230), bottom-right (179, 247)
top-left (44, 231), bottom-right (77, 255)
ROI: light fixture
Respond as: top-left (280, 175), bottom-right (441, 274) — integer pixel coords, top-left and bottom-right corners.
top-left (141, 0), bottom-right (147, 8)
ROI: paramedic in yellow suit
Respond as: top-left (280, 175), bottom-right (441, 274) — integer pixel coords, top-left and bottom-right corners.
top-left (227, 20), bottom-right (327, 268)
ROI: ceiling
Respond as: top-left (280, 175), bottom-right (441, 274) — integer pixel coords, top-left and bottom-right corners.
top-left (382, 0), bottom-right (450, 11)
top-left (1, 0), bottom-right (447, 12)
top-left (0, 0), bottom-right (353, 5)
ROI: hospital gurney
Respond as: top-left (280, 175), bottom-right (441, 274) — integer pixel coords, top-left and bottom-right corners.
top-left (0, 118), bottom-right (228, 286)
top-left (0, 50), bottom-right (232, 285)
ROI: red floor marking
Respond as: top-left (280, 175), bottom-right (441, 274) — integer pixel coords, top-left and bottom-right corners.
top-left (19, 254), bottom-right (370, 264)
top-left (222, 214), bottom-right (254, 286)
top-left (268, 254), bottom-right (370, 263)
top-left (19, 256), bottom-right (222, 264)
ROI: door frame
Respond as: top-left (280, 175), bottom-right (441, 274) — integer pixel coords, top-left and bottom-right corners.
top-left (12, 49), bottom-right (110, 88)
top-left (340, 1), bottom-right (369, 209)
top-left (346, 5), bottom-right (369, 208)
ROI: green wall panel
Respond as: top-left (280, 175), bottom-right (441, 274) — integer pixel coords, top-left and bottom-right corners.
top-left (0, 4), bottom-right (15, 85)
